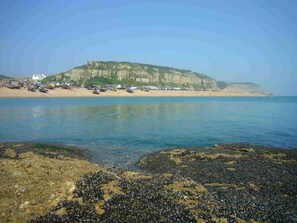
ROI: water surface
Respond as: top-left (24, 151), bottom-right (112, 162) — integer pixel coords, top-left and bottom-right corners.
top-left (1, 97), bottom-right (296, 168)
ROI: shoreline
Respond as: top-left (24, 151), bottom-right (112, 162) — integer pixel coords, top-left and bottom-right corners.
top-left (0, 87), bottom-right (267, 98)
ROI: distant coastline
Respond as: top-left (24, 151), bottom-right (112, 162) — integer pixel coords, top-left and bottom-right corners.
top-left (0, 87), bottom-right (268, 98)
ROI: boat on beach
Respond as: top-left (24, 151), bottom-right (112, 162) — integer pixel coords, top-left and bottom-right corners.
top-left (93, 88), bottom-right (100, 94)
top-left (126, 88), bottom-right (133, 93)
top-left (100, 88), bottom-right (108, 92)
top-left (28, 85), bottom-right (37, 92)
top-left (126, 87), bottom-right (135, 93)
top-left (39, 87), bottom-right (48, 93)
top-left (5, 80), bottom-right (21, 89)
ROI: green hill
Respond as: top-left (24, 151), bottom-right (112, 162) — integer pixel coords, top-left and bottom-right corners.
top-left (0, 75), bottom-right (9, 79)
top-left (44, 61), bottom-right (268, 94)
top-left (44, 61), bottom-right (218, 91)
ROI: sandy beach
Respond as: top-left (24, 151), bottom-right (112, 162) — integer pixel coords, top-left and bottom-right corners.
top-left (0, 87), bottom-right (265, 98)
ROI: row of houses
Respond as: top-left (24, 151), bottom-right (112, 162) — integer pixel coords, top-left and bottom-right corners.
top-left (31, 74), bottom-right (47, 81)
top-left (0, 73), bottom-right (46, 88)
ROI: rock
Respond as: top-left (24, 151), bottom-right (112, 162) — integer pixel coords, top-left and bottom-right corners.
top-left (2, 142), bottom-right (295, 223)
top-left (31, 200), bottom-right (37, 205)
top-left (137, 143), bottom-right (297, 222)
top-left (66, 181), bottom-right (76, 195)
top-left (19, 186), bottom-right (27, 193)
top-left (19, 201), bottom-right (30, 209)
top-left (3, 149), bottom-right (17, 158)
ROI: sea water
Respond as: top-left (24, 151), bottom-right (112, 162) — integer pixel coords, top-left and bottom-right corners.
top-left (0, 96), bottom-right (296, 168)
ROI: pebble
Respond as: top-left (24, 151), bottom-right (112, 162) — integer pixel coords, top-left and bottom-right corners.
top-left (31, 200), bottom-right (37, 205)
top-left (19, 186), bottom-right (27, 193)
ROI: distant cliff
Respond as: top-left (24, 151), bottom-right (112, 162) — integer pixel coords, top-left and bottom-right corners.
top-left (44, 61), bottom-right (218, 91)
top-left (44, 61), bottom-right (268, 95)
top-left (217, 81), bottom-right (268, 95)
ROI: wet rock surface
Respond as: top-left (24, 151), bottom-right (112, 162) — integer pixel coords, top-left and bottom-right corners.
top-left (137, 143), bottom-right (297, 222)
top-left (30, 172), bottom-right (197, 223)
top-left (0, 142), bottom-right (102, 223)
top-left (1, 142), bottom-right (296, 223)
top-left (0, 142), bottom-right (91, 160)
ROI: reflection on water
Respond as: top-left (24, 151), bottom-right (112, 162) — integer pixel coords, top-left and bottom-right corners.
top-left (0, 97), bottom-right (297, 169)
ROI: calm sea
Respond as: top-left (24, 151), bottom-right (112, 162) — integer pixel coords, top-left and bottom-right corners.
top-left (0, 96), bottom-right (296, 168)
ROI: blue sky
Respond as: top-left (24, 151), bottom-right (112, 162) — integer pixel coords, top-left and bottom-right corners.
top-left (0, 0), bottom-right (296, 95)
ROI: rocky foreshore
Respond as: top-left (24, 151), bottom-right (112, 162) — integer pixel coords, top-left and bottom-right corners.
top-left (0, 142), bottom-right (296, 223)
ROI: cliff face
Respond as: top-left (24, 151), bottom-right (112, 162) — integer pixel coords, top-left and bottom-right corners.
top-left (46, 61), bottom-right (219, 91)
top-left (44, 61), bottom-right (268, 95)
top-left (218, 82), bottom-right (267, 95)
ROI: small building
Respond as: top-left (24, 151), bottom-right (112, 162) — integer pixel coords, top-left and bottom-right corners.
top-left (31, 74), bottom-right (46, 81)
